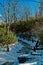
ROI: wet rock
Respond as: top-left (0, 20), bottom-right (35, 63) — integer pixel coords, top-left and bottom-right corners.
top-left (2, 62), bottom-right (14, 65)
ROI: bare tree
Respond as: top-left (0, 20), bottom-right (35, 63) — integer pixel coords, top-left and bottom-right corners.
top-left (35, 6), bottom-right (39, 18)
top-left (11, 0), bottom-right (19, 22)
top-left (17, 5), bottom-right (32, 21)
top-left (39, 0), bottom-right (43, 16)
top-left (0, 0), bottom-right (19, 33)
top-left (24, 5), bottom-right (31, 21)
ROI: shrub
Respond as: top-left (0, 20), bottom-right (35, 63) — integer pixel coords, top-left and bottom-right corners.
top-left (38, 30), bottom-right (43, 46)
top-left (0, 28), bottom-right (17, 51)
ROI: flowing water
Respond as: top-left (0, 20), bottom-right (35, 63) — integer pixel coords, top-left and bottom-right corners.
top-left (0, 36), bottom-right (43, 65)
top-left (13, 36), bottom-right (43, 65)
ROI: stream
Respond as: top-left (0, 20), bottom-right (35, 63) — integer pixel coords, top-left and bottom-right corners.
top-left (0, 36), bottom-right (43, 65)
top-left (12, 36), bottom-right (43, 65)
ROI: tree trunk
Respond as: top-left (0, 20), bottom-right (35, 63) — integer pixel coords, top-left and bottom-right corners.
top-left (7, 44), bottom-right (9, 52)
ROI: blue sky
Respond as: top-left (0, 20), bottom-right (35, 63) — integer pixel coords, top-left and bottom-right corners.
top-left (0, 0), bottom-right (40, 20)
